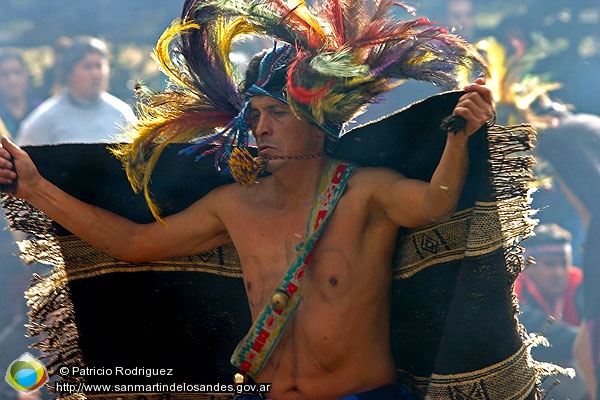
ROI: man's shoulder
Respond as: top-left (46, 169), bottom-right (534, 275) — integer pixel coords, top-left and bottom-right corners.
top-left (181, 182), bottom-right (241, 222)
top-left (204, 181), bottom-right (246, 204)
top-left (345, 163), bottom-right (405, 185)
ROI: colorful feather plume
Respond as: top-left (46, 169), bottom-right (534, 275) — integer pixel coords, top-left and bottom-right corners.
top-left (475, 35), bottom-right (566, 126)
top-left (116, 0), bottom-right (489, 220)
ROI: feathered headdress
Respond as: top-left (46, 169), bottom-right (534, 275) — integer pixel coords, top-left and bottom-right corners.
top-left (475, 35), bottom-right (566, 126)
top-left (114, 0), bottom-right (488, 220)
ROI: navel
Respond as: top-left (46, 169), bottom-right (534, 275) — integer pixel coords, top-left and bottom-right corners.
top-left (329, 277), bottom-right (338, 286)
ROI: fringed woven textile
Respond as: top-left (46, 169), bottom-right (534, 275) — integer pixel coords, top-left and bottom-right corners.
top-left (1, 91), bottom-right (558, 399)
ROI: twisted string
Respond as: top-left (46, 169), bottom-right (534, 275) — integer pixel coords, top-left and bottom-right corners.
top-left (264, 153), bottom-right (324, 162)
top-left (228, 147), bottom-right (324, 187)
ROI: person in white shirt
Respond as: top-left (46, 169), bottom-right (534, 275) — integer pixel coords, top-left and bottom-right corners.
top-left (17, 36), bottom-right (136, 145)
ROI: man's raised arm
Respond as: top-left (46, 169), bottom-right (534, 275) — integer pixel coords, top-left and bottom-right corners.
top-left (0, 136), bottom-right (230, 263)
top-left (372, 79), bottom-right (494, 228)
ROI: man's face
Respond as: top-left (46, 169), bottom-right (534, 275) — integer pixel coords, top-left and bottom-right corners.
top-left (67, 52), bottom-right (109, 101)
top-left (526, 246), bottom-right (571, 299)
top-left (248, 95), bottom-right (324, 171)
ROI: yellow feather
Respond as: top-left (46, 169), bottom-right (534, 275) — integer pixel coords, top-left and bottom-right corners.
top-left (454, 64), bottom-right (474, 88)
top-left (407, 52), bottom-right (440, 66)
top-left (475, 38), bottom-right (507, 103)
top-left (310, 93), bottom-right (340, 123)
top-left (287, 0), bottom-right (328, 45)
top-left (215, 17), bottom-right (233, 77)
top-left (218, 16), bottom-right (266, 76)
top-left (513, 82), bottom-right (562, 110)
top-left (342, 75), bottom-right (376, 89)
top-left (153, 19), bottom-right (200, 89)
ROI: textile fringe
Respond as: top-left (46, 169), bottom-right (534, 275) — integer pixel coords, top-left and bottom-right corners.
top-left (1, 194), bottom-right (86, 399)
top-left (524, 334), bottom-right (576, 379)
top-left (486, 124), bottom-right (537, 303)
top-left (486, 123), bottom-right (538, 268)
top-left (486, 123), bottom-right (575, 395)
top-left (486, 123), bottom-right (539, 386)
top-left (486, 125), bottom-right (537, 383)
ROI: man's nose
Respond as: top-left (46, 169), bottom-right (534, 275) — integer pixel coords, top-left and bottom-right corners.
top-left (254, 116), bottom-right (271, 137)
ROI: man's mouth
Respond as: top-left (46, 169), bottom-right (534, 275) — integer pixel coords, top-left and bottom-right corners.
top-left (258, 145), bottom-right (276, 156)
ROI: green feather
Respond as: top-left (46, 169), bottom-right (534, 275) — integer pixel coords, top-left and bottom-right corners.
top-left (310, 49), bottom-right (370, 78)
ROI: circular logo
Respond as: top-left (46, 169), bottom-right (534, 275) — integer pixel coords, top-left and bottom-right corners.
top-left (5, 352), bottom-right (49, 393)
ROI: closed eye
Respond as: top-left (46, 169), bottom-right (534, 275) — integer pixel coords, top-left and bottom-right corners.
top-left (246, 111), bottom-right (259, 127)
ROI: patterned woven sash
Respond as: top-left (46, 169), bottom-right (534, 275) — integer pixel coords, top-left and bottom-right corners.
top-left (231, 159), bottom-right (356, 376)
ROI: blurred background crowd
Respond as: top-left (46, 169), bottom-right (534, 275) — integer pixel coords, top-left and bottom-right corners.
top-left (0, 0), bottom-right (598, 399)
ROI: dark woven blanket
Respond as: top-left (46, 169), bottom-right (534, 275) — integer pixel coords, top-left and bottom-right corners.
top-left (2, 91), bottom-right (549, 399)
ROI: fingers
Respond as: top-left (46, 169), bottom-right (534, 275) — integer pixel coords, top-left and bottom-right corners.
top-left (0, 136), bottom-right (18, 186)
top-left (452, 81), bottom-right (495, 135)
top-left (463, 80), bottom-right (493, 105)
top-left (1, 135), bottom-right (20, 155)
top-left (0, 171), bottom-right (17, 186)
top-left (0, 137), bottom-right (15, 166)
top-left (455, 93), bottom-right (491, 120)
top-left (463, 79), bottom-right (491, 104)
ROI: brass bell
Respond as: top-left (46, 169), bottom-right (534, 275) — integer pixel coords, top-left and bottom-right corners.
top-left (271, 290), bottom-right (289, 308)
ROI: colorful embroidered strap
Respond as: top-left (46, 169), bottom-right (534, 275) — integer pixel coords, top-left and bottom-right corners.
top-left (231, 159), bottom-right (356, 376)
